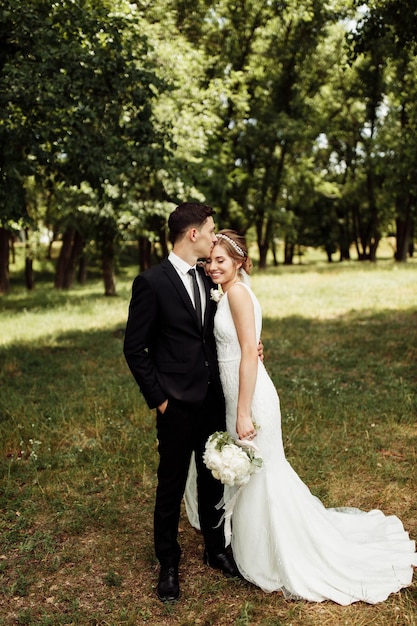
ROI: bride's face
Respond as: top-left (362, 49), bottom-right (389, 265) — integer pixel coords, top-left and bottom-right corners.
top-left (206, 243), bottom-right (240, 287)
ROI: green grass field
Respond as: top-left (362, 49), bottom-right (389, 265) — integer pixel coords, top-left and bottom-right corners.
top-left (1, 249), bottom-right (416, 625)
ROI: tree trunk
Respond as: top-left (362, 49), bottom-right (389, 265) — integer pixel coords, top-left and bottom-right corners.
top-left (284, 238), bottom-right (294, 265)
top-left (395, 211), bottom-right (413, 262)
top-left (10, 236), bottom-right (16, 264)
top-left (325, 245), bottom-right (333, 262)
top-left (365, 168), bottom-right (380, 262)
top-left (77, 255), bottom-right (88, 284)
top-left (338, 226), bottom-right (351, 260)
top-left (101, 235), bottom-right (117, 296)
top-left (63, 230), bottom-right (84, 288)
top-left (102, 256), bottom-right (116, 296)
top-left (271, 239), bottom-right (279, 267)
top-left (258, 243), bottom-right (268, 269)
top-left (0, 227), bottom-right (10, 295)
top-left (339, 247), bottom-right (350, 261)
top-left (158, 225), bottom-right (169, 260)
top-left (138, 235), bottom-right (152, 272)
top-left (353, 173), bottom-right (380, 261)
top-left (369, 236), bottom-right (379, 262)
top-left (256, 215), bottom-right (274, 270)
top-left (25, 258), bottom-right (34, 290)
top-left (24, 228), bottom-right (35, 290)
top-left (336, 200), bottom-right (352, 261)
top-left (55, 227), bottom-right (75, 288)
top-left (47, 229), bottom-right (58, 261)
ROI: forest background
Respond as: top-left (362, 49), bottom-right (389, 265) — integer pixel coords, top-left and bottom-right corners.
top-left (1, 0), bottom-right (417, 297)
top-left (1, 2), bottom-right (417, 624)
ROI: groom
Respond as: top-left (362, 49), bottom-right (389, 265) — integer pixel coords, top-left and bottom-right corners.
top-left (123, 202), bottom-right (240, 603)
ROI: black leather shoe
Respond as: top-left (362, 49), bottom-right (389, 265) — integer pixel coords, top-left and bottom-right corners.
top-left (157, 565), bottom-right (180, 602)
top-left (203, 549), bottom-right (242, 578)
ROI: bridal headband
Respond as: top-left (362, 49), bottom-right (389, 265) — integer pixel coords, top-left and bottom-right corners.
top-left (216, 233), bottom-right (245, 257)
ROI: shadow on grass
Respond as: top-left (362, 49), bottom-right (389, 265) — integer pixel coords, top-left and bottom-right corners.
top-left (0, 282), bottom-right (134, 313)
top-left (263, 308), bottom-right (417, 392)
top-left (0, 305), bottom-right (415, 379)
top-left (1, 306), bottom-right (416, 391)
top-left (0, 308), bottom-right (416, 625)
top-left (1, 308), bottom-right (415, 441)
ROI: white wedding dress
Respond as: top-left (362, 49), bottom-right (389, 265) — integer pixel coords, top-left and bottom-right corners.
top-left (185, 281), bottom-right (417, 605)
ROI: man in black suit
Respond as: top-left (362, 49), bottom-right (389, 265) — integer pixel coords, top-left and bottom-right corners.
top-left (124, 202), bottom-right (240, 602)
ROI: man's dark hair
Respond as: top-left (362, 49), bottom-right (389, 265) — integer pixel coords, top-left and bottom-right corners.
top-left (168, 203), bottom-right (215, 245)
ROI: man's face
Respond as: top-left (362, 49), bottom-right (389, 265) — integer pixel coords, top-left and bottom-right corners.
top-left (195, 216), bottom-right (217, 258)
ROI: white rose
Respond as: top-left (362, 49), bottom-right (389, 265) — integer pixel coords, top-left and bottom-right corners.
top-left (220, 444), bottom-right (237, 463)
top-left (220, 467), bottom-right (236, 486)
top-left (203, 449), bottom-right (222, 471)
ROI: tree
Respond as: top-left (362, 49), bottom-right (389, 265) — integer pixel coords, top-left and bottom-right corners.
top-left (0, 0), bottom-right (168, 294)
top-left (0, 2), bottom-right (37, 292)
top-left (175, 0), bottom-right (339, 266)
top-left (348, 0), bottom-right (417, 261)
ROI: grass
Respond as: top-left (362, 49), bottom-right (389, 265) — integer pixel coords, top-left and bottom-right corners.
top-left (0, 247), bottom-right (416, 625)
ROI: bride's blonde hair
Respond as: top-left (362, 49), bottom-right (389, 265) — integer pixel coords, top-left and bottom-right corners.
top-left (215, 229), bottom-right (253, 275)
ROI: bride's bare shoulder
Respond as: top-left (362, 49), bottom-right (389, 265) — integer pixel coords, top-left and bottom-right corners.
top-left (227, 282), bottom-right (253, 307)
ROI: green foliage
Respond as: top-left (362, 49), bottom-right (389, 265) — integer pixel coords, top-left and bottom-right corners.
top-left (1, 0), bottom-right (417, 295)
top-left (0, 0), bottom-right (169, 273)
top-left (2, 0), bottom-right (165, 185)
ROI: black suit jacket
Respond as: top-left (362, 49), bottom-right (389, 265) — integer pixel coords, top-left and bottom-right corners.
top-left (124, 258), bottom-right (223, 409)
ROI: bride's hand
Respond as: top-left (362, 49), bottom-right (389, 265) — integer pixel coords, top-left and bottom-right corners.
top-left (237, 416), bottom-right (257, 440)
top-left (257, 339), bottom-right (264, 363)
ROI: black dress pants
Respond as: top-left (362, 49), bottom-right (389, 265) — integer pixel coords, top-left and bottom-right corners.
top-left (154, 385), bottom-right (226, 567)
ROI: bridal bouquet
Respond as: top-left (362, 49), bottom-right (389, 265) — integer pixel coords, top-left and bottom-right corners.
top-left (203, 431), bottom-right (263, 487)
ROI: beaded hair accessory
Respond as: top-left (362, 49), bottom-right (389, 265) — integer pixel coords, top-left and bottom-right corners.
top-left (216, 233), bottom-right (245, 257)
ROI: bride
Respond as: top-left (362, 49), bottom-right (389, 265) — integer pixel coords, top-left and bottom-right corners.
top-left (185, 229), bottom-right (417, 605)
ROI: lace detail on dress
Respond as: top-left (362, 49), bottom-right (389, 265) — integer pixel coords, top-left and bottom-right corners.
top-left (214, 282), bottom-right (261, 364)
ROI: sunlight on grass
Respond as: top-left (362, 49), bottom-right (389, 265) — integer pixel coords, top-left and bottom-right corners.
top-left (254, 262), bottom-right (417, 319)
top-left (0, 283), bottom-right (132, 347)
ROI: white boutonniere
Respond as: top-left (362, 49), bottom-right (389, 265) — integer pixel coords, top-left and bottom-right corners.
top-left (210, 287), bottom-right (223, 303)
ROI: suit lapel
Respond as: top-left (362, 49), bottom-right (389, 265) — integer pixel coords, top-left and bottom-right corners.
top-left (162, 258), bottom-right (202, 330)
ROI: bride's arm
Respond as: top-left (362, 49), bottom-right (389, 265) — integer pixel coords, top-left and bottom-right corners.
top-left (228, 284), bottom-right (259, 440)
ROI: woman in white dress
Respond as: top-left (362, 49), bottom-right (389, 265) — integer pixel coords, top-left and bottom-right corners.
top-left (188, 228), bottom-right (417, 605)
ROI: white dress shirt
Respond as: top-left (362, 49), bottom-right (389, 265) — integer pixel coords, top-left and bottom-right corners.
top-left (168, 251), bottom-right (206, 325)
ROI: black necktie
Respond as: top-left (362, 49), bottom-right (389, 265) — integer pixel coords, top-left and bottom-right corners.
top-left (188, 268), bottom-right (203, 330)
